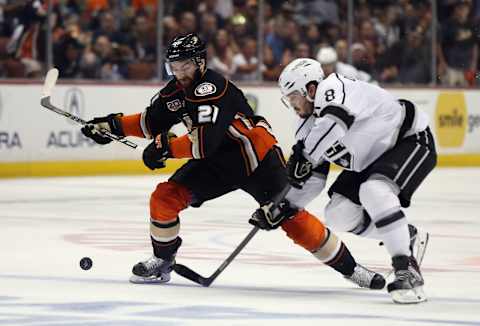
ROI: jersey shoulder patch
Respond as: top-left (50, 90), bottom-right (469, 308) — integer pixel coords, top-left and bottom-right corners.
top-left (186, 69), bottom-right (228, 102)
top-left (194, 82), bottom-right (217, 96)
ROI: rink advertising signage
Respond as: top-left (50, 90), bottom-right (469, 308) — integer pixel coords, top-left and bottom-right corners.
top-left (0, 90), bottom-right (22, 150)
top-left (63, 88), bottom-right (85, 126)
top-left (435, 92), bottom-right (480, 149)
top-left (47, 87), bottom-right (98, 148)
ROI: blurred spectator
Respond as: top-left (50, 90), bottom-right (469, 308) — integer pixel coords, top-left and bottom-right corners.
top-left (232, 37), bottom-right (259, 81)
top-left (128, 14), bottom-right (156, 62)
top-left (92, 11), bottom-right (126, 44)
top-left (197, 0), bottom-right (225, 27)
top-left (54, 34), bottom-right (83, 78)
top-left (294, 0), bottom-right (339, 26)
top-left (178, 11), bottom-right (196, 35)
top-left (199, 12), bottom-right (218, 44)
top-left (373, 5), bottom-right (402, 48)
top-left (208, 29), bottom-right (235, 78)
top-left (7, 0), bottom-right (46, 78)
top-left (265, 16), bottom-right (291, 64)
top-left (438, 0), bottom-right (478, 86)
top-left (262, 44), bottom-right (281, 81)
top-left (398, 29), bottom-right (431, 84)
top-left (317, 46), bottom-right (376, 83)
top-left (132, 0), bottom-right (157, 17)
top-left (351, 42), bottom-right (373, 73)
top-left (0, 0), bottom-right (475, 86)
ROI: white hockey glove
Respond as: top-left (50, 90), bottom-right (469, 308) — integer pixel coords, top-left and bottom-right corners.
top-left (249, 199), bottom-right (297, 230)
top-left (287, 140), bottom-right (313, 189)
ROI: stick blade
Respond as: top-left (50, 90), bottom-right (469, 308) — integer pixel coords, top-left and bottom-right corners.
top-left (173, 264), bottom-right (210, 287)
top-left (42, 68), bottom-right (59, 98)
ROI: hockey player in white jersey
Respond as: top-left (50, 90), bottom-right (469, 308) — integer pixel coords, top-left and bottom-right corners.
top-left (278, 58), bottom-right (437, 304)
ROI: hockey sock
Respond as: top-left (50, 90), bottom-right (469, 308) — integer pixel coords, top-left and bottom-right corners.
top-left (312, 228), bottom-right (356, 276)
top-left (151, 236), bottom-right (182, 260)
top-left (375, 210), bottom-right (410, 257)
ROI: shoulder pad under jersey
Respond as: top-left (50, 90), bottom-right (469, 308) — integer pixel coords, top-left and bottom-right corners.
top-left (159, 79), bottom-right (183, 98)
top-left (185, 69), bottom-right (228, 102)
top-left (315, 73), bottom-right (347, 109)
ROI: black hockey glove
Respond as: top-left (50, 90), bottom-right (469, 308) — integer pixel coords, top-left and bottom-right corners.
top-left (249, 199), bottom-right (297, 230)
top-left (81, 113), bottom-right (124, 145)
top-left (286, 140), bottom-right (313, 189)
top-left (142, 132), bottom-right (174, 170)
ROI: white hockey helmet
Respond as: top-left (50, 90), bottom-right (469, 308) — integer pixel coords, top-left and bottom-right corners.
top-left (278, 58), bottom-right (324, 106)
top-left (316, 47), bottom-right (338, 65)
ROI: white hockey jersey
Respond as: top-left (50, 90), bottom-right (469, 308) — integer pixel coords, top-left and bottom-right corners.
top-left (295, 73), bottom-right (429, 172)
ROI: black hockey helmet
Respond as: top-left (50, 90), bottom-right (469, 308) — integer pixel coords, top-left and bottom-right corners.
top-left (166, 33), bottom-right (207, 63)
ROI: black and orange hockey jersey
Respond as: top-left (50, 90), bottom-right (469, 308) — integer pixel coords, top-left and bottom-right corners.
top-left (120, 69), bottom-right (277, 175)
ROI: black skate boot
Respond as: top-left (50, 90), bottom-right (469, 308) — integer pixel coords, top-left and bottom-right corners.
top-left (387, 255), bottom-right (427, 304)
top-left (130, 237), bottom-right (182, 284)
top-left (129, 255), bottom-right (175, 284)
top-left (344, 264), bottom-right (386, 290)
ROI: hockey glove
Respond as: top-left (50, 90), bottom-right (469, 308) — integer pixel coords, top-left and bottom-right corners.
top-left (249, 199), bottom-right (297, 230)
top-left (142, 132), bottom-right (175, 170)
top-left (81, 113), bottom-right (124, 145)
top-left (286, 140), bottom-right (313, 189)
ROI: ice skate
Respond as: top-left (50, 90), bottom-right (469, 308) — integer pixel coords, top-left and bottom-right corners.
top-left (380, 224), bottom-right (429, 274)
top-left (129, 255), bottom-right (174, 284)
top-left (388, 255), bottom-right (427, 304)
top-left (344, 264), bottom-right (386, 289)
top-left (408, 224), bottom-right (429, 266)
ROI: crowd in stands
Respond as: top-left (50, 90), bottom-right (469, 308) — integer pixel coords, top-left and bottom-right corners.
top-left (0, 0), bottom-right (478, 86)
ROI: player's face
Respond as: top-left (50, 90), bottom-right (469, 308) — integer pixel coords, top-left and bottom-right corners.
top-left (169, 59), bottom-right (197, 87)
top-left (282, 91), bottom-right (313, 118)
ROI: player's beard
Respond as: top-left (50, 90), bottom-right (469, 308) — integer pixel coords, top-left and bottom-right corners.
top-left (177, 76), bottom-right (193, 88)
top-left (295, 107), bottom-right (312, 119)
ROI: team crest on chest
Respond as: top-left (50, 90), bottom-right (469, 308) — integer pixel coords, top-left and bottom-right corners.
top-left (166, 99), bottom-right (183, 111)
top-left (195, 82), bottom-right (216, 96)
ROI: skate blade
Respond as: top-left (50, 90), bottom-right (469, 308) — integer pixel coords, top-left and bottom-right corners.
top-left (391, 287), bottom-right (427, 304)
top-left (129, 273), bottom-right (171, 284)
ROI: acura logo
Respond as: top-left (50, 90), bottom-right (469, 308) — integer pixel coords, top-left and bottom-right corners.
top-left (64, 88), bottom-right (85, 125)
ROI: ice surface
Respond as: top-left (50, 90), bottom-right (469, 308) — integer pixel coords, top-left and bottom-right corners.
top-left (1, 168), bottom-right (479, 325)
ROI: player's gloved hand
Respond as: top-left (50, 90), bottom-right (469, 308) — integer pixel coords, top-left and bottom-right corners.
top-left (81, 113), bottom-right (124, 145)
top-left (249, 199), bottom-right (297, 230)
top-left (142, 132), bottom-right (176, 170)
top-left (286, 140), bottom-right (313, 189)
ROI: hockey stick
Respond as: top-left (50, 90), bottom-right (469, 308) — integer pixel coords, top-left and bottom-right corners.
top-left (173, 185), bottom-right (291, 287)
top-left (40, 68), bottom-right (141, 150)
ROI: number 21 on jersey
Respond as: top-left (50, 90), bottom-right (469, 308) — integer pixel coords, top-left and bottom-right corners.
top-left (198, 105), bottom-right (219, 124)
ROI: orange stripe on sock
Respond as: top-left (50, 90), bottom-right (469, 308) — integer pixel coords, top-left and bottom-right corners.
top-left (281, 210), bottom-right (326, 252)
top-left (119, 113), bottom-right (144, 137)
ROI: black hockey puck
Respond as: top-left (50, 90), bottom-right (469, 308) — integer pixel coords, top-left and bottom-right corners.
top-left (80, 257), bottom-right (93, 270)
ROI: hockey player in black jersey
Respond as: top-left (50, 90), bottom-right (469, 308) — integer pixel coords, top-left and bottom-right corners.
top-left (81, 33), bottom-right (385, 290)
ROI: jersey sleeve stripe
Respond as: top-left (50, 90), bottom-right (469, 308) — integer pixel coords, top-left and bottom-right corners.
top-left (228, 125), bottom-right (259, 172)
top-left (190, 128), bottom-right (202, 159)
top-left (320, 105), bottom-right (355, 130)
top-left (226, 129), bottom-right (254, 174)
top-left (334, 73), bottom-right (346, 104)
top-left (308, 121), bottom-right (337, 156)
top-left (140, 111), bottom-right (152, 139)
